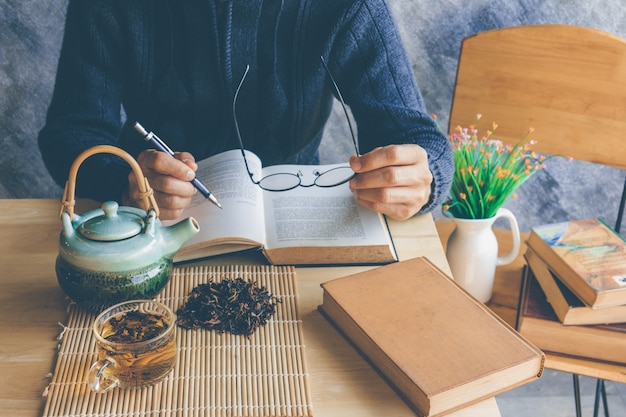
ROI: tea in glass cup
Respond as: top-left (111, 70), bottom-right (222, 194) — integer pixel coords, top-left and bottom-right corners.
top-left (87, 300), bottom-right (177, 393)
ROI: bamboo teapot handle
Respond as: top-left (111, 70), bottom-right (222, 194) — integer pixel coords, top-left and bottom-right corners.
top-left (60, 145), bottom-right (159, 219)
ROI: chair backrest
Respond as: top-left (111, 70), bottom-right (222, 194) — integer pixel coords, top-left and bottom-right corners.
top-left (449, 24), bottom-right (626, 170)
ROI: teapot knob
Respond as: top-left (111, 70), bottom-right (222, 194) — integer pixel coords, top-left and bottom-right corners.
top-left (102, 201), bottom-right (119, 218)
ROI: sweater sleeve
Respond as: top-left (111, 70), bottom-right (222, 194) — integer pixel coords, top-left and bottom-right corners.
top-left (37, 0), bottom-right (130, 202)
top-left (327, 0), bottom-right (454, 213)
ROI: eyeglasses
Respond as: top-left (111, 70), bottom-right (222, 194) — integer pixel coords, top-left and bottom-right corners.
top-left (232, 56), bottom-right (360, 192)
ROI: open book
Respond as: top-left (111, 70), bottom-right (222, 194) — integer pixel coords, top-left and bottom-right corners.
top-left (172, 149), bottom-right (397, 265)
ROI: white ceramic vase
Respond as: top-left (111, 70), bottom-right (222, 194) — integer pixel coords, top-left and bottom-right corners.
top-left (445, 208), bottom-right (521, 303)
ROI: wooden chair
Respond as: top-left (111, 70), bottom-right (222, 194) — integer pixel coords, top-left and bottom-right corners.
top-left (437, 24), bottom-right (626, 416)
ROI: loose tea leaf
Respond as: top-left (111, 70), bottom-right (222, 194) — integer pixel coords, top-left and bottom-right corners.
top-left (176, 277), bottom-right (281, 336)
top-left (103, 310), bottom-right (169, 343)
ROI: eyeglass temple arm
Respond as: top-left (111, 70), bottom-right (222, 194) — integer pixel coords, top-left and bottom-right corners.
top-left (232, 64), bottom-right (257, 181)
top-left (320, 56), bottom-right (360, 157)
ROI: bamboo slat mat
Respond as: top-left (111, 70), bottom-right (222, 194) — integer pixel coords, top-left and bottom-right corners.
top-left (42, 265), bottom-right (313, 417)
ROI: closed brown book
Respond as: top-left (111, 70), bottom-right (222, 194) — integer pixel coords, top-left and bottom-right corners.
top-left (525, 247), bottom-right (626, 325)
top-left (516, 264), bottom-right (626, 364)
top-left (526, 218), bottom-right (626, 308)
top-left (318, 257), bottom-right (545, 417)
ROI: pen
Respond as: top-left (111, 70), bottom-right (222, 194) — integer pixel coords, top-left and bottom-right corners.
top-left (133, 121), bottom-right (222, 209)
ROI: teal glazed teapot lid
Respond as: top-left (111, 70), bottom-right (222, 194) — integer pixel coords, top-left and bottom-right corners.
top-left (77, 201), bottom-right (145, 241)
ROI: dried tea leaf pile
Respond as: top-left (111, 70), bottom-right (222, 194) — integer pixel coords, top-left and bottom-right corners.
top-left (176, 277), bottom-right (281, 336)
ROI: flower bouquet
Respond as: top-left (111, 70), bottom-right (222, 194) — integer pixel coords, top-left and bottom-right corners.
top-left (441, 114), bottom-right (550, 220)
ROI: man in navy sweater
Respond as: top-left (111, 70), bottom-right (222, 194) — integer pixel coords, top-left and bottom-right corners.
top-left (39, 0), bottom-right (453, 220)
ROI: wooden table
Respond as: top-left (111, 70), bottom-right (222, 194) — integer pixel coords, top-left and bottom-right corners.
top-left (0, 199), bottom-right (500, 417)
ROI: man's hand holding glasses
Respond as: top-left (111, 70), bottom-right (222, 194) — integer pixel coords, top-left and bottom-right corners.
top-left (348, 144), bottom-right (433, 221)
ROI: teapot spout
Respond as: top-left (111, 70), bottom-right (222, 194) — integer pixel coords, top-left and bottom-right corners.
top-left (162, 217), bottom-right (200, 257)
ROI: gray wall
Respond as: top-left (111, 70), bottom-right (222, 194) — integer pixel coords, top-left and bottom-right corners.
top-left (2, 0), bottom-right (625, 232)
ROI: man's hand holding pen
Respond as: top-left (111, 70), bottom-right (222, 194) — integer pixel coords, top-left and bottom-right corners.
top-left (126, 122), bottom-right (222, 220)
top-left (124, 149), bottom-right (200, 220)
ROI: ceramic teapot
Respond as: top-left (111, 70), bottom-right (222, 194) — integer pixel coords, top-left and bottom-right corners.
top-left (56, 145), bottom-right (200, 312)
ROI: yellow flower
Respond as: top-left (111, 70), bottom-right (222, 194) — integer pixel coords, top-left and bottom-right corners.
top-left (496, 168), bottom-right (509, 179)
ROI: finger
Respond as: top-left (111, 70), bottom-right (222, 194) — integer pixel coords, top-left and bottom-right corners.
top-left (356, 199), bottom-right (418, 221)
top-left (126, 176), bottom-right (194, 220)
top-left (349, 164), bottom-right (432, 190)
top-left (354, 186), bottom-right (430, 220)
top-left (152, 189), bottom-right (193, 216)
top-left (136, 149), bottom-right (197, 199)
top-left (146, 173), bottom-right (197, 198)
top-left (173, 152), bottom-right (198, 171)
top-left (138, 149), bottom-right (196, 181)
top-left (152, 206), bottom-right (186, 221)
top-left (354, 184), bottom-right (431, 208)
top-left (350, 144), bottom-right (427, 173)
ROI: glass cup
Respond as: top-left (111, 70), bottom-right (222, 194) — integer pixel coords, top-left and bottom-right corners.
top-left (87, 300), bottom-right (177, 393)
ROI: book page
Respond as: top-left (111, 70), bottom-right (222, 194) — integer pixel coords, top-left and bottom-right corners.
top-left (260, 163), bottom-right (392, 249)
top-left (177, 149), bottom-right (266, 250)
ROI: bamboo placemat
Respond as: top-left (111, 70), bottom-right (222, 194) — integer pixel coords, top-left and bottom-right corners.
top-left (42, 265), bottom-right (313, 417)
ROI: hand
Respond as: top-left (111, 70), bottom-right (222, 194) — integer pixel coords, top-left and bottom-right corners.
top-left (348, 144), bottom-right (432, 220)
top-left (124, 149), bottom-right (197, 220)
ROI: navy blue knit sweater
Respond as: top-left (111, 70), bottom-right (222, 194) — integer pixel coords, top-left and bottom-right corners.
top-left (38, 0), bottom-right (453, 213)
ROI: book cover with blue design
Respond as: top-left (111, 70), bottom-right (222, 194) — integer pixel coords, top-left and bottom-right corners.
top-left (527, 218), bottom-right (626, 308)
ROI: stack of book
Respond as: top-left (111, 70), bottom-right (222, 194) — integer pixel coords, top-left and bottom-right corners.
top-left (517, 218), bottom-right (626, 364)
